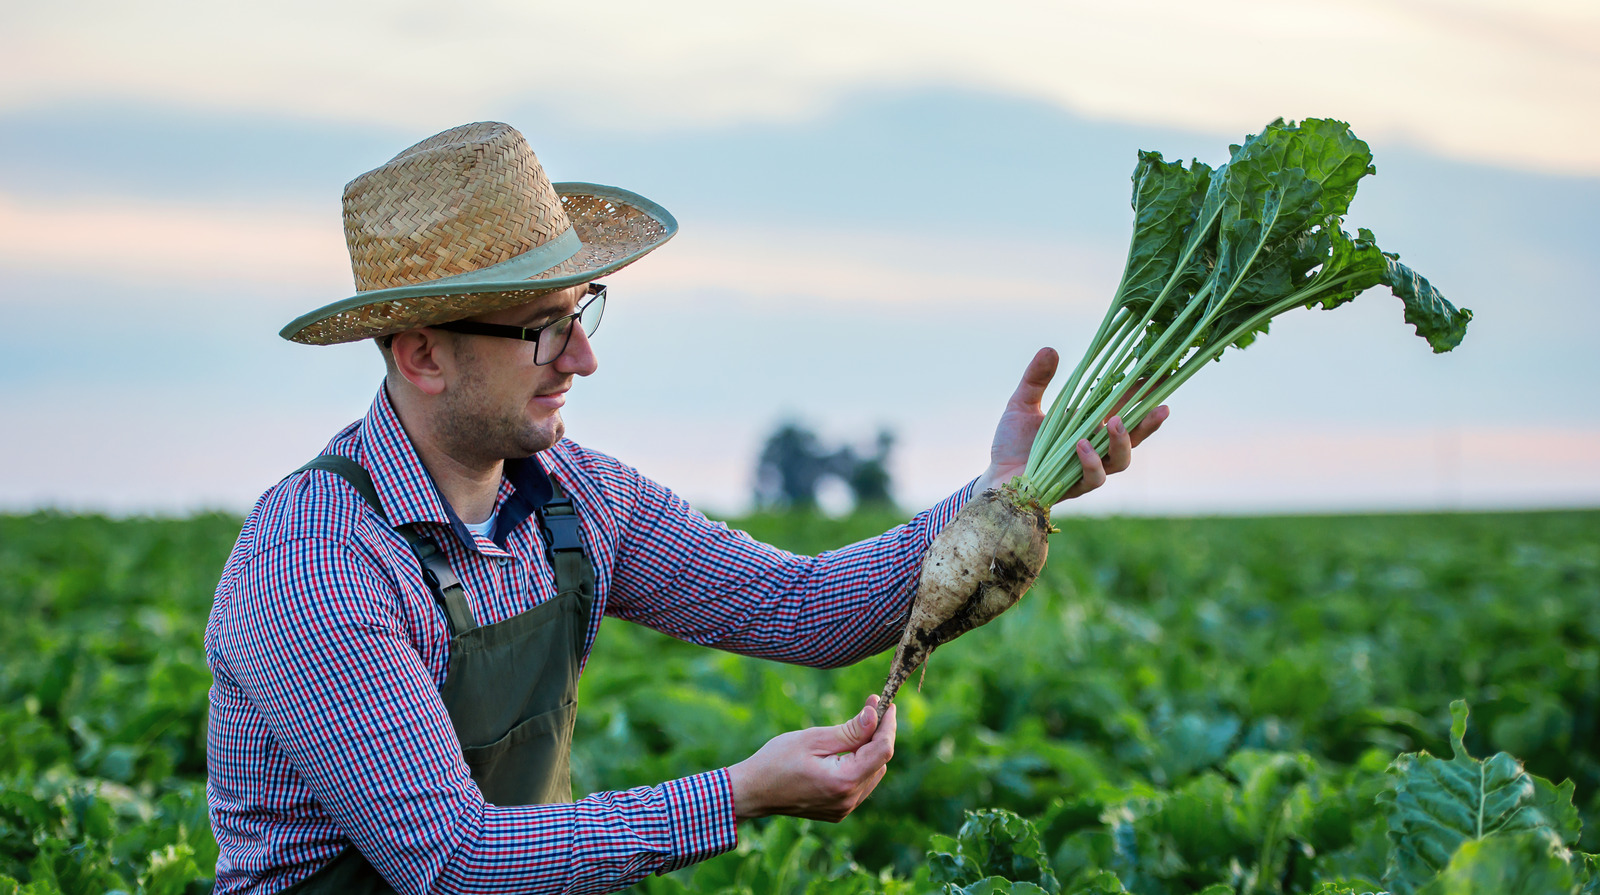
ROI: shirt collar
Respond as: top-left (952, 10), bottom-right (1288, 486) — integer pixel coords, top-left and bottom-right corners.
top-left (354, 385), bottom-right (553, 552)
top-left (497, 455), bottom-right (552, 549)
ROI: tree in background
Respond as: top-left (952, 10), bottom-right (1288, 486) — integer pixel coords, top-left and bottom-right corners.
top-left (754, 423), bottom-right (832, 510)
top-left (841, 430), bottom-right (894, 509)
top-left (754, 422), bottom-right (895, 511)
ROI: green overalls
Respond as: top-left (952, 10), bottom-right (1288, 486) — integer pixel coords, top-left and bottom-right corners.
top-left (279, 456), bottom-right (595, 895)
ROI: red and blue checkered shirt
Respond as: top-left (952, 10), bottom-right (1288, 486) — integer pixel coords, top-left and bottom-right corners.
top-left (204, 386), bottom-right (975, 895)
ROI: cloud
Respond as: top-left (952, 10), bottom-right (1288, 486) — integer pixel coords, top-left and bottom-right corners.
top-left (626, 225), bottom-right (1118, 310)
top-left (3, 0), bottom-right (1596, 174)
top-left (0, 191), bottom-right (347, 291)
top-left (0, 73), bottom-right (1592, 516)
top-left (0, 187), bottom-right (1121, 312)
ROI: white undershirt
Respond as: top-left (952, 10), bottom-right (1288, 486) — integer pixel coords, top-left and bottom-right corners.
top-left (463, 510), bottom-right (498, 541)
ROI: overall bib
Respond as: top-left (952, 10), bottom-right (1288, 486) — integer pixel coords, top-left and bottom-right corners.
top-left (279, 456), bottom-right (595, 895)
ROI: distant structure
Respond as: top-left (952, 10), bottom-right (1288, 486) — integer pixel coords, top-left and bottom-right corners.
top-left (754, 422), bottom-right (896, 511)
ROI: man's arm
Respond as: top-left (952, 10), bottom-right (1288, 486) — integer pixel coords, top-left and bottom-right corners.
top-left (214, 537), bottom-right (737, 895)
top-left (601, 465), bottom-right (974, 668)
top-left (601, 349), bottom-right (1166, 667)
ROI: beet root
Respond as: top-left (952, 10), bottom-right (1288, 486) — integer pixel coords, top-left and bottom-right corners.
top-left (877, 486), bottom-right (1051, 719)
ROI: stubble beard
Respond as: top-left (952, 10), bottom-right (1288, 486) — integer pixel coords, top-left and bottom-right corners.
top-left (436, 346), bottom-right (563, 463)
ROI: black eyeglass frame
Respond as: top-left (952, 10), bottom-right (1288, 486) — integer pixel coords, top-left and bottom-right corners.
top-left (428, 283), bottom-right (607, 365)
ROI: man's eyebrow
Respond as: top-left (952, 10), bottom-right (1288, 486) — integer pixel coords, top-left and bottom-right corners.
top-left (511, 303), bottom-right (570, 328)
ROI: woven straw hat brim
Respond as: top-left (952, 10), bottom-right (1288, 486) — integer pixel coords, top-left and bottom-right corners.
top-left (281, 182), bottom-right (677, 345)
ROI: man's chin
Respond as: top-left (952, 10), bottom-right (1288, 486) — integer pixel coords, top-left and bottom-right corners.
top-left (511, 414), bottom-right (564, 457)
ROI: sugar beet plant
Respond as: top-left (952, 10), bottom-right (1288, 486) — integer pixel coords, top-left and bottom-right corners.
top-left (880, 118), bottom-right (1474, 713)
top-left (1024, 117), bottom-right (1470, 503)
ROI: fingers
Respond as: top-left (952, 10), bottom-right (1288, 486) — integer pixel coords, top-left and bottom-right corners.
top-left (1007, 347), bottom-right (1060, 413)
top-left (791, 699), bottom-right (896, 822)
top-left (1055, 403), bottom-right (1170, 503)
top-left (856, 763), bottom-right (890, 811)
top-left (728, 696), bottom-right (899, 823)
top-left (829, 702), bottom-right (894, 820)
top-left (1061, 439), bottom-right (1108, 499)
top-left (1129, 404), bottom-right (1169, 448)
top-left (1100, 405), bottom-right (1168, 460)
top-left (821, 696), bottom-right (880, 754)
top-left (1103, 416), bottom-right (1132, 474)
top-left (1106, 375), bottom-right (1167, 418)
top-left (842, 700), bottom-right (896, 774)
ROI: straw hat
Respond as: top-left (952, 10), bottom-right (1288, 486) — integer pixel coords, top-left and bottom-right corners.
top-left (280, 121), bottom-right (677, 345)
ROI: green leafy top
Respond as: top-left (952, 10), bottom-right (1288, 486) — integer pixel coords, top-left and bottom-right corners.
top-left (1379, 701), bottom-right (1581, 895)
top-left (1112, 151), bottom-right (1211, 319)
top-left (1383, 259), bottom-right (1472, 353)
top-left (1023, 118), bottom-right (1475, 505)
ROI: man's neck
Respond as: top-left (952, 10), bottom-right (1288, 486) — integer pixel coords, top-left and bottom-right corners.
top-left (386, 382), bottom-right (503, 525)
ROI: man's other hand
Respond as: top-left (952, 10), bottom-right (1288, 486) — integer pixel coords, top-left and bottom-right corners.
top-left (975, 347), bottom-right (1168, 501)
top-left (726, 695), bottom-right (896, 822)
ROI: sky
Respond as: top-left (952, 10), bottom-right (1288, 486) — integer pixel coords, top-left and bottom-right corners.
top-left (1, 0), bottom-right (1597, 516)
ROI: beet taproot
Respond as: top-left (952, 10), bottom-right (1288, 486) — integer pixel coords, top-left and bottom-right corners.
top-left (877, 485), bottom-right (1050, 719)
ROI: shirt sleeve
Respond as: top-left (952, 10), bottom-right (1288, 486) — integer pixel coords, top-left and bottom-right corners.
top-left (211, 536), bottom-right (737, 895)
top-left (603, 464), bottom-right (979, 668)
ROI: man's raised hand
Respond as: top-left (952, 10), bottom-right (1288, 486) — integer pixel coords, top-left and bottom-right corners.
top-left (726, 695), bottom-right (896, 822)
top-left (975, 347), bottom-right (1168, 501)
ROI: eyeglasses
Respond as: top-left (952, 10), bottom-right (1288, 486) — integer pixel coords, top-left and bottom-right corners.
top-left (431, 283), bottom-right (606, 365)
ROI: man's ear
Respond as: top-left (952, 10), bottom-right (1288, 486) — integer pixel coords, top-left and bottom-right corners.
top-left (388, 329), bottom-right (452, 396)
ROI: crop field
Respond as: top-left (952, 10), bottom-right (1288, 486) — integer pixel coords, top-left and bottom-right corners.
top-left (2, 509), bottom-right (1597, 894)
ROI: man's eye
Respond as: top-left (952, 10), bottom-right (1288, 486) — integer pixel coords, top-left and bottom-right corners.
top-left (528, 311), bottom-right (571, 329)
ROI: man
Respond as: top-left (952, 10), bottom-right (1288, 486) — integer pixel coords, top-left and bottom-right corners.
top-left (205, 121), bottom-right (1165, 895)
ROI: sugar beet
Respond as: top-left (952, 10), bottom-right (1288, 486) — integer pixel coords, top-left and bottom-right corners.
top-left (878, 486), bottom-right (1050, 719)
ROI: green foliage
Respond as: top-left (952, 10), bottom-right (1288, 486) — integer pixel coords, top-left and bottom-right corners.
top-left (636, 817), bottom-right (909, 895)
top-left (1070, 871), bottom-right (1133, 894)
top-left (1306, 885), bottom-right (1381, 895)
top-left (1381, 702), bottom-right (1581, 895)
top-left (2, 509), bottom-right (1598, 895)
top-left (945, 879), bottom-right (1054, 895)
top-left (929, 809), bottom-right (1061, 893)
top-left (0, 514), bottom-right (231, 895)
top-left (1413, 832), bottom-right (1576, 895)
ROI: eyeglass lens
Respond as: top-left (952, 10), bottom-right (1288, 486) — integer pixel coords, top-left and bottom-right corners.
top-left (534, 289), bottom-right (606, 365)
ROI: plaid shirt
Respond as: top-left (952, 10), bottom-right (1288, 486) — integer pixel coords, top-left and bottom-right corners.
top-left (204, 387), bottom-right (974, 895)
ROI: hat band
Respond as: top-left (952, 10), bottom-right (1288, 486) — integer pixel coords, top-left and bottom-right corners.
top-left (366, 226), bottom-right (583, 292)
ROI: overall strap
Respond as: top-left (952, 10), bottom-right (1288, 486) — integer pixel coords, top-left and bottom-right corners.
top-left (536, 480), bottom-right (595, 601)
top-left (296, 456), bottom-right (478, 636)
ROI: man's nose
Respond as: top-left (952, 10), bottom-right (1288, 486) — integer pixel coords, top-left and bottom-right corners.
top-left (555, 322), bottom-right (599, 376)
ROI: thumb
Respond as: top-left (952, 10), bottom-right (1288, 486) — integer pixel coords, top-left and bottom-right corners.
top-left (1008, 347), bottom-right (1059, 411)
top-left (819, 702), bottom-right (878, 753)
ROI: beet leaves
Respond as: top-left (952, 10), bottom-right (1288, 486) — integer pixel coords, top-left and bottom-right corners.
top-left (1021, 118), bottom-right (1474, 506)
